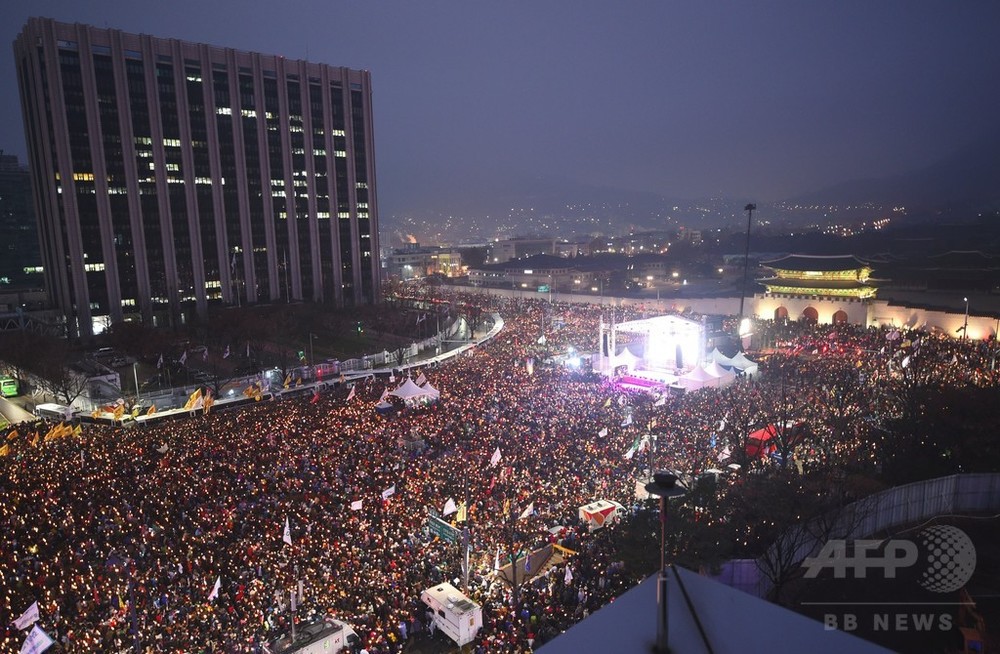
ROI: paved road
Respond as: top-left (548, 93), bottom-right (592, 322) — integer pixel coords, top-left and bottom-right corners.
top-left (0, 395), bottom-right (37, 424)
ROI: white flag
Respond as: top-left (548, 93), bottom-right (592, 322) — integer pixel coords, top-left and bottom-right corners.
top-left (415, 372), bottom-right (428, 386)
top-left (720, 446), bottom-right (732, 461)
top-left (653, 396), bottom-right (666, 407)
top-left (537, 335), bottom-right (547, 345)
top-left (223, 345), bottom-right (230, 359)
top-left (283, 516), bottom-right (292, 546)
top-left (346, 385), bottom-right (356, 401)
top-left (156, 354), bottom-right (163, 369)
top-left (350, 500), bottom-right (363, 511)
top-left (12, 601), bottom-right (39, 631)
top-left (620, 414), bottom-right (633, 427)
top-left (518, 502), bottom-right (534, 520)
top-left (489, 447), bottom-right (502, 467)
top-left (381, 485), bottom-right (395, 500)
top-left (179, 350), bottom-right (187, 366)
top-left (208, 576), bottom-right (221, 601)
top-left (203, 348), bottom-right (208, 361)
top-left (443, 498), bottom-right (458, 516)
top-left (564, 566), bottom-right (574, 584)
top-left (494, 546), bottom-right (501, 571)
top-left (19, 625), bottom-right (53, 654)
top-left (597, 427), bottom-right (608, 438)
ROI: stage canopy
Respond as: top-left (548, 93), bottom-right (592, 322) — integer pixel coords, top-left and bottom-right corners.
top-left (611, 314), bottom-right (704, 372)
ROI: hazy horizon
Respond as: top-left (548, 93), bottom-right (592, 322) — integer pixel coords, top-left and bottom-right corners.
top-left (2, 1), bottom-right (998, 216)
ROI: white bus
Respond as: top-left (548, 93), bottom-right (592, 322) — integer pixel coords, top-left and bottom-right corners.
top-left (34, 403), bottom-right (75, 421)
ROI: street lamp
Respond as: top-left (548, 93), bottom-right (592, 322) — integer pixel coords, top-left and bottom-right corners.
top-left (133, 362), bottom-right (140, 408)
top-left (962, 297), bottom-right (969, 341)
top-left (738, 203), bottom-right (756, 350)
top-left (644, 471), bottom-right (688, 654)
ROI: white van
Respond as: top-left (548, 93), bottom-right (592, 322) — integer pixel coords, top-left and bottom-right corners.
top-left (34, 403), bottom-right (75, 421)
top-left (266, 618), bottom-right (359, 654)
top-left (421, 582), bottom-right (483, 647)
top-left (578, 500), bottom-right (625, 531)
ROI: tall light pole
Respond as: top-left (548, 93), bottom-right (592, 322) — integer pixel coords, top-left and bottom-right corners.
top-left (133, 362), bottom-right (140, 408)
top-left (738, 203), bottom-right (756, 321)
top-left (738, 203), bottom-right (756, 350)
top-left (962, 297), bottom-right (969, 340)
top-left (645, 471), bottom-right (687, 654)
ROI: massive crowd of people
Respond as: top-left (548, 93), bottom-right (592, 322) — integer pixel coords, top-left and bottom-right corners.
top-left (2, 293), bottom-right (998, 653)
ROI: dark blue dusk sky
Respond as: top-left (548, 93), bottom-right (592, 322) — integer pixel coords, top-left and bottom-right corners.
top-left (2, 1), bottom-right (998, 216)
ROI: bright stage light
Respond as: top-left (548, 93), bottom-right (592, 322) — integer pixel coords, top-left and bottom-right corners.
top-left (644, 321), bottom-right (701, 370)
top-left (566, 356), bottom-right (581, 369)
top-left (739, 318), bottom-right (752, 337)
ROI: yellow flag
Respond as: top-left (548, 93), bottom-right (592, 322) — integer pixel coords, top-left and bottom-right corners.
top-left (73, 424), bottom-right (83, 436)
top-left (183, 388), bottom-right (202, 410)
top-left (0, 443), bottom-right (9, 457)
top-left (146, 404), bottom-right (157, 416)
top-left (603, 397), bottom-right (612, 408)
top-left (6, 429), bottom-right (18, 442)
top-left (91, 409), bottom-right (101, 419)
top-left (131, 405), bottom-right (141, 418)
top-left (283, 374), bottom-right (291, 389)
top-left (113, 404), bottom-right (125, 420)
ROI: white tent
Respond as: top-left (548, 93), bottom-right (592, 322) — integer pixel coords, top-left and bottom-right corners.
top-left (390, 378), bottom-right (427, 399)
top-left (707, 348), bottom-right (734, 367)
top-left (420, 382), bottom-right (441, 399)
top-left (729, 352), bottom-right (758, 375)
top-left (679, 366), bottom-right (718, 391)
top-left (702, 361), bottom-right (737, 387)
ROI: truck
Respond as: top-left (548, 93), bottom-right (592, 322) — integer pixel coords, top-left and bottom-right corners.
top-left (578, 499), bottom-right (625, 531)
top-left (421, 582), bottom-right (483, 647)
top-left (266, 618), bottom-right (360, 654)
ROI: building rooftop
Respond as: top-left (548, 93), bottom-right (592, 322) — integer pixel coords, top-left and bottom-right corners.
top-left (762, 254), bottom-right (871, 272)
top-left (537, 566), bottom-right (892, 654)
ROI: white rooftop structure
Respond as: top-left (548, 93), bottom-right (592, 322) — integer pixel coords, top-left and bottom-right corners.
top-left (537, 566), bottom-right (892, 654)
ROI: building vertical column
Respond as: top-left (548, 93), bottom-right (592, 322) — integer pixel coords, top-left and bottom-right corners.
top-left (275, 57), bottom-right (302, 301)
top-left (299, 61), bottom-right (321, 302)
top-left (77, 26), bottom-right (125, 326)
top-left (252, 53), bottom-right (280, 302)
top-left (141, 34), bottom-right (181, 323)
top-left (227, 48), bottom-right (256, 304)
top-left (173, 40), bottom-right (208, 318)
top-left (109, 29), bottom-right (153, 324)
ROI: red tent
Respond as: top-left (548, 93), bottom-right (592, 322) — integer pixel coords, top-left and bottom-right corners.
top-left (746, 422), bottom-right (806, 458)
top-left (746, 426), bottom-right (778, 458)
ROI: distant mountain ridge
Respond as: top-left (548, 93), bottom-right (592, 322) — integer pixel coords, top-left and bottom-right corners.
top-left (789, 136), bottom-right (1000, 209)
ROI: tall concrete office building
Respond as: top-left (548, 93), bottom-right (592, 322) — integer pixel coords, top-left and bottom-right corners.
top-left (14, 17), bottom-right (380, 337)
